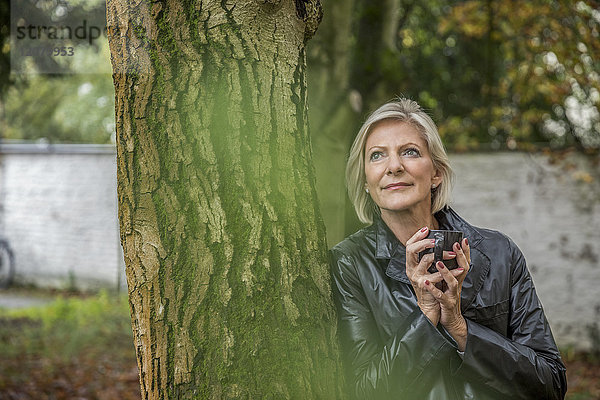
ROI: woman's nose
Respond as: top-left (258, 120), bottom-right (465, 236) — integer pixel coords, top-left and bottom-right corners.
top-left (386, 154), bottom-right (404, 175)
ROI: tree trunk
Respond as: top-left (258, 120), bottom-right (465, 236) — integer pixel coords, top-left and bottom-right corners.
top-left (106, 1), bottom-right (344, 398)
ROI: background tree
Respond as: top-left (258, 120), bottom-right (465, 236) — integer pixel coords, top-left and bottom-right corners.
top-left (307, 0), bottom-right (600, 244)
top-left (308, 0), bottom-right (412, 242)
top-left (0, 1), bottom-right (12, 98)
top-left (106, 0), bottom-right (344, 398)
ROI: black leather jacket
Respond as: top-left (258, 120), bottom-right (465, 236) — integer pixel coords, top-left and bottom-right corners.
top-left (330, 207), bottom-right (567, 399)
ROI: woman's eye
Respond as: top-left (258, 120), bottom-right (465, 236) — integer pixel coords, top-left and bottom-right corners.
top-left (369, 151), bottom-right (383, 161)
top-left (402, 148), bottom-right (420, 157)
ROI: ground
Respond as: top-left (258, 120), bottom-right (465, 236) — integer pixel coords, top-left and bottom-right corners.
top-left (0, 288), bottom-right (141, 399)
top-left (0, 287), bottom-right (598, 399)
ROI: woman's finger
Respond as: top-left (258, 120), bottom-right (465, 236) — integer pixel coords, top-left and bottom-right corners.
top-left (453, 241), bottom-right (470, 273)
top-left (450, 268), bottom-right (465, 278)
top-left (406, 241), bottom-right (437, 273)
top-left (422, 268), bottom-right (462, 284)
top-left (415, 250), bottom-right (458, 276)
top-left (415, 253), bottom-right (457, 276)
top-left (435, 261), bottom-right (459, 292)
top-left (406, 238), bottom-right (436, 259)
top-left (462, 238), bottom-right (471, 265)
top-left (409, 252), bottom-right (434, 276)
top-left (405, 226), bottom-right (430, 247)
top-left (423, 269), bottom-right (446, 282)
top-left (442, 250), bottom-right (457, 260)
top-left (423, 277), bottom-right (444, 299)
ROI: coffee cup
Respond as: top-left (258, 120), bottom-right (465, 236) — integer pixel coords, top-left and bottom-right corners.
top-left (418, 230), bottom-right (464, 273)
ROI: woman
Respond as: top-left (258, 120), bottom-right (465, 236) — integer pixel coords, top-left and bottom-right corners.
top-left (330, 98), bottom-right (567, 399)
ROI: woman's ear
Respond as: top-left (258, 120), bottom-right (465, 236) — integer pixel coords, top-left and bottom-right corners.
top-left (431, 169), bottom-right (443, 187)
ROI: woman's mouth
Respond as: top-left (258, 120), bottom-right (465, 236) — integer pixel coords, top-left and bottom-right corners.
top-left (383, 182), bottom-right (411, 190)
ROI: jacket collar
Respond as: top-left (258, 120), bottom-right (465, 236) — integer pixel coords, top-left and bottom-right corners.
top-left (375, 214), bottom-right (400, 259)
top-left (376, 207), bottom-right (490, 311)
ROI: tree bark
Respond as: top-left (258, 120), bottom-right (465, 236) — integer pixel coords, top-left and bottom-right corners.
top-left (106, 0), bottom-right (344, 398)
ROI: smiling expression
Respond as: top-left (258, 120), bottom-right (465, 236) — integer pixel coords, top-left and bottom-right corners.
top-left (364, 120), bottom-right (442, 217)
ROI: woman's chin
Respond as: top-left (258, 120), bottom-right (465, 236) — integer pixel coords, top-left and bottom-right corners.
top-left (378, 199), bottom-right (430, 214)
top-left (379, 204), bottom-right (417, 214)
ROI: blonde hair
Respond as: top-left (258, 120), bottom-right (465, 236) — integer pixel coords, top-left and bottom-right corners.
top-left (346, 98), bottom-right (454, 224)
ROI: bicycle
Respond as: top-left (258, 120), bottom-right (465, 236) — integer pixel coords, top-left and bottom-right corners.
top-left (0, 239), bottom-right (15, 288)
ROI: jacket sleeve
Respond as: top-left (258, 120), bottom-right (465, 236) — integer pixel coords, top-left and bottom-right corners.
top-left (330, 248), bottom-right (457, 399)
top-left (457, 237), bottom-right (567, 399)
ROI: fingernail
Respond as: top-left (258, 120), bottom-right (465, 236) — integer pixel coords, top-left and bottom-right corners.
top-left (420, 226), bottom-right (428, 233)
top-left (437, 261), bottom-right (445, 269)
top-left (430, 239), bottom-right (436, 244)
top-left (425, 280), bottom-right (430, 285)
top-left (457, 267), bottom-right (464, 272)
top-left (454, 242), bottom-right (460, 251)
top-left (448, 251), bottom-right (456, 256)
top-left (465, 238), bottom-right (469, 246)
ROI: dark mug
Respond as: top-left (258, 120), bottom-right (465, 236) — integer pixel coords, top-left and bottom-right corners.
top-left (418, 230), bottom-right (463, 273)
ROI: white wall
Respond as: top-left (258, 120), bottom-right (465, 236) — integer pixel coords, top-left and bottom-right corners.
top-left (0, 143), bottom-right (125, 291)
top-left (0, 145), bottom-right (598, 350)
top-left (450, 152), bottom-right (600, 351)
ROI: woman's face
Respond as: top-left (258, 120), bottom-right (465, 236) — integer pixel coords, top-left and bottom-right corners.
top-left (364, 120), bottom-right (441, 217)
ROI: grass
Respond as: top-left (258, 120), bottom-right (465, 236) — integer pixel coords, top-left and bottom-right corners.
top-left (563, 350), bottom-right (600, 400)
top-left (0, 289), bottom-right (598, 399)
top-left (0, 290), bottom-right (140, 399)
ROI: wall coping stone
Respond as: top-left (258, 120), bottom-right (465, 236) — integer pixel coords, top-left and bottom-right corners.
top-left (0, 142), bottom-right (116, 155)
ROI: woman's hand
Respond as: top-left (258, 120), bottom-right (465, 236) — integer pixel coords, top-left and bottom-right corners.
top-left (405, 227), bottom-right (462, 326)
top-left (424, 238), bottom-right (471, 351)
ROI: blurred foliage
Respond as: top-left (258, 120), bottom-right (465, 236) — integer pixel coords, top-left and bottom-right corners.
top-left (308, 0), bottom-right (600, 152)
top-left (562, 350), bottom-right (600, 399)
top-left (0, 0), bottom-right (599, 150)
top-left (0, 0), bottom-right (114, 144)
top-left (3, 66), bottom-right (114, 144)
top-left (433, 0), bottom-right (600, 151)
